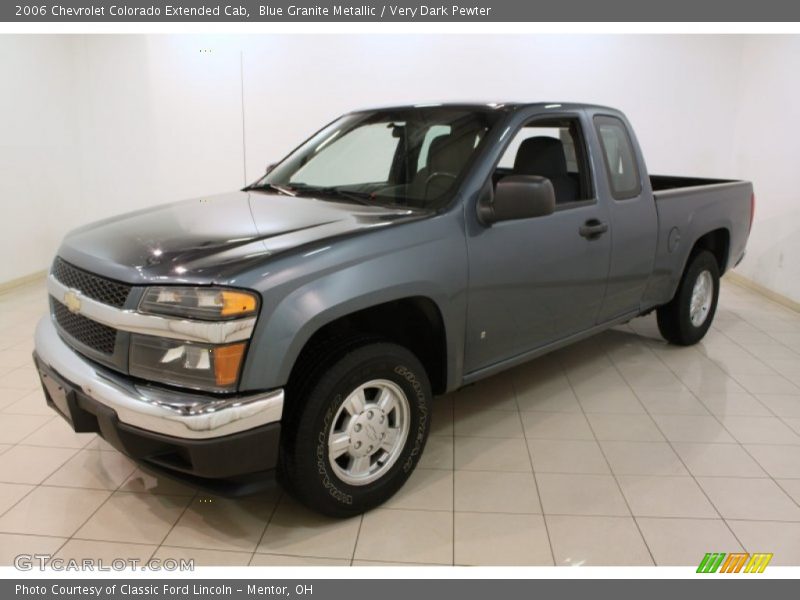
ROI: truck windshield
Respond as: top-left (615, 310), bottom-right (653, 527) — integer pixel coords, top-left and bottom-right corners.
top-left (249, 107), bottom-right (501, 209)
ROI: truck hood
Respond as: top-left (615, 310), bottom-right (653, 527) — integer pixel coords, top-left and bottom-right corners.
top-left (57, 191), bottom-right (428, 285)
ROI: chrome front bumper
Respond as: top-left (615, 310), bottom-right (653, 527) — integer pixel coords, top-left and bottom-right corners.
top-left (34, 316), bottom-right (283, 440)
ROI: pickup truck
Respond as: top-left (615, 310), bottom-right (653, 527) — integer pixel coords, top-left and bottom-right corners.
top-left (33, 103), bottom-right (754, 516)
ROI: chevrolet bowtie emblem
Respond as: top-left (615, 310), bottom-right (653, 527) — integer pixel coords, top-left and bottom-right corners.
top-left (63, 290), bottom-right (82, 314)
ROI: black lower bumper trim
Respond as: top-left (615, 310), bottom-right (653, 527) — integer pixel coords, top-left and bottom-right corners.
top-left (34, 353), bottom-right (281, 495)
top-left (137, 462), bottom-right (279, 498)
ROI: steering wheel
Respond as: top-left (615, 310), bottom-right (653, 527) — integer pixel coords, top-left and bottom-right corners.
top-left (424, 172), bottom-right (458, 198)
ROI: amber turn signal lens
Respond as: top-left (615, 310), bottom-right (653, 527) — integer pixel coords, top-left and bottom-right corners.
top-left (220, 291), bottom-right (258, 317)
top-left (213, 343), bottom-right (246, 387)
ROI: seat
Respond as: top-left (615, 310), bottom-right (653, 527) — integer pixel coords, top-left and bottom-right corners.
top-left (411, 131), bottom-right (477, 200)
top-left (513, 137), bottom-right (579, 204)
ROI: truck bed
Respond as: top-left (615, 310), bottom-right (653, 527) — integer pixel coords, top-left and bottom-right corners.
top-left (643, 175), bottom-right (753, 310)
top-left (650, 174), bottom-right (740, 192)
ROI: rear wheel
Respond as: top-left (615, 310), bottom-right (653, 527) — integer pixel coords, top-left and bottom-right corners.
top-left (656, 250), bottom-right (720, 346)
top-left (279, 341), bottom-right (431, 517)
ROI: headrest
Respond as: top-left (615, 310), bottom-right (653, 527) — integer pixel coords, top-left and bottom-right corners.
top-left (427, 131), bottom-right (477, 174)
top-left (513, 136), bottom-right (568, 178)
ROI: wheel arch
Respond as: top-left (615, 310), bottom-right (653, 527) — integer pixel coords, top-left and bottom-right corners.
top-left (689, 227), bottom-right (730, 275)
top-left (663, 226), bottom-right (731, 305)
top-left (286, 296), bottom-right (450, 396)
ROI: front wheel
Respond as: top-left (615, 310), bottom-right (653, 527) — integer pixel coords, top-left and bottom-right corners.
top-left (279, 341), bottom-right (431, 517)
top-left (656, 250), bottom-right (720, 346)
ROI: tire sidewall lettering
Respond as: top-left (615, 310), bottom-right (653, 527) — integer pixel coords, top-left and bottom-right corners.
top-left (393, 365), bottom-right (428, 473)
top-left (313, 361), bottom-right (430, 505)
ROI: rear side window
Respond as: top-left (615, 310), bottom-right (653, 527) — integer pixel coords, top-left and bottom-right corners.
top-left (594, 116), bottom-right (641, 199)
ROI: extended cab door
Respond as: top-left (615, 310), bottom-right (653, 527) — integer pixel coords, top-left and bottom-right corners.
top-left (589, 113), bottom-right (658, 322)
top-left (464, 111), bottom-right (612, 374)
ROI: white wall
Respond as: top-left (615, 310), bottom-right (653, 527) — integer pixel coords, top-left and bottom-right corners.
top-left (0, 34), bottom-right (245, 284)
top-left (730, 36), bottom-right (800, 303)
top-left (0, 36), bottom-right (82, 282)
top-left (240, 35), bottom-right (744, 181)
top-left (1, 34), bottom-right (795, 303)
top-left (71, 36), bottom-right (245, 217)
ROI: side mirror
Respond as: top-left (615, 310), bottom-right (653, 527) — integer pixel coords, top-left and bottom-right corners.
top-left (478, 175), bottom-right (556, 225)
top-left (265, 162), bottom-right (277, 174)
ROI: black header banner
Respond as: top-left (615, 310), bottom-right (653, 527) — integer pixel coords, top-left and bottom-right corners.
top-left (4, 0), bottom-right (800, 22)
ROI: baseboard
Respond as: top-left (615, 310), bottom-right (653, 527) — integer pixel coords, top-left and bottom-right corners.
top-left (0, 270), bottom-right (47, 295)
top-left (725, 271), bottom-right (800, 313)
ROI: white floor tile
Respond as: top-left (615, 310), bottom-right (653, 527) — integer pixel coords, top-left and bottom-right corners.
top-left (697, 477), bottom-right (800, 521)
top-left (637, 517), bottom-right (743, 566)
top-left (1, 270), bottom-right (799, 566)
top-left (537, 473), bottom-right (629, 517)
top-left (455, 512), bottom-right (551, 566)
top-left (356, 508), bottom-right (452, 565)
top-left (547, 515), bottom-right (652, 566)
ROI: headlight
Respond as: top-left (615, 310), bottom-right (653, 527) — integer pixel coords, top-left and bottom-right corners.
top-left (129, 334), bottom-right (247, 393)
top-left (139, 287), bottom-right (258, 321)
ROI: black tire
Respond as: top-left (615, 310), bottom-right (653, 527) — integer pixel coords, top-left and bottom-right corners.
top-left (656, 250), bottom-right (720, 346)
top-left (279, 340), bottom-right (431, 517)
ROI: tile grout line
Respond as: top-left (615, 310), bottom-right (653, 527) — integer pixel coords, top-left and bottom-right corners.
top-left (562, 349), bottom-right (658, 566)
top-left (0, 409), bottom-right (89, 524)
top-left (631, 333), bottom-right (758, 552)
top-left (446, 433), bottom-right (800, 446)
top-left (248, 491), bottom-right (287, 566)
top-left (721, 300), bottom-right (800, 466)
top-left (210, 502), bottom-right (800, 521)
top-left (715, 324), bottom-right (800, 393)
top-left (348, 513), bottom-right (365, 567)
top-left (773, 479), bottom-right (800, 510)
top-left (706, 332), bottom-right (800, 511)
top-left (719, 293), bottom-right (800, 353)
top-left (511, 371), bottom-right (557, 567)
top-left (450, 395), bottom-right (455, 566)
top-left (146, 490), bottom-right (200, 564)
top-left (53, 457), bottom-right (143, 562)
top-left (671, 327), bottom-right (800, 510)
top-left (0, 305), bottom-right (93, 552)
top-left (320, 467), bottom-right (799, 479)
top-left (711, 326), bottom-right (800, 443)
top-left (0, 348), bottom-right (122, 554)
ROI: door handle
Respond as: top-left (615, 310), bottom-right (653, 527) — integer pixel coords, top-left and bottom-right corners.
top-left (579, 219), bottom-right (608, 240)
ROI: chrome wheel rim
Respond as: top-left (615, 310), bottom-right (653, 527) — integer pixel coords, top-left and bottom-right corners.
top-left (327, 379), bottom-right (410, 486)
top-left (690, 270), bottom-right (714, 327)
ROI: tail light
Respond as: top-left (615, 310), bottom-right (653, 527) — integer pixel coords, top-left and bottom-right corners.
top-left (748, 192), bottom-right (755, 235)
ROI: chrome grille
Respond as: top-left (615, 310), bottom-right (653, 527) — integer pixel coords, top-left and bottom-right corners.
top-left (51, 257), bottom-right (131, 308)
top-left (52, 300), bottom-right (118, 355)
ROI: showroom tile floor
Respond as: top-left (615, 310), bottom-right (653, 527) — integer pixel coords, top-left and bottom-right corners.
top-left (1, 277), bottom-right (799, 567)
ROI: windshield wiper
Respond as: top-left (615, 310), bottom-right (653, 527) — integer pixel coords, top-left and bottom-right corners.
top-left (287, 184), bottom-right (375, 206)
top-left (247, 182), bottom-right (297, 196)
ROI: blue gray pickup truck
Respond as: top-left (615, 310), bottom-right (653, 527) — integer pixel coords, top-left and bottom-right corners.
top-left (33, 103), bottom-right (754, 516)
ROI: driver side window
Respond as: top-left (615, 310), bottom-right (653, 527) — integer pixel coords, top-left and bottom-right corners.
top-left (495, 117), bottom-right (593, 206)
top-left (410, 126), bottom-right (484, 201)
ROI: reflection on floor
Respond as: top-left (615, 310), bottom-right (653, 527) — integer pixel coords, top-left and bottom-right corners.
top-left (1, 277), bottom-right (799, 566)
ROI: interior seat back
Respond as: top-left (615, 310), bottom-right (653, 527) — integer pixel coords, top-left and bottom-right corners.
top-left (513, 136), bottom-right (578, 204)
top-left (411, 131), bottom-right (478, 200)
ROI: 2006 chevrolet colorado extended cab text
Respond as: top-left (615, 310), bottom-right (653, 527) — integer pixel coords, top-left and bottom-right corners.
top-left (33, 103), bottom-right (754, 516)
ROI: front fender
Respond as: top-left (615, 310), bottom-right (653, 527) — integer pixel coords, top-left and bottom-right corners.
top-left (237, 215), bottom-right (468, 394)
